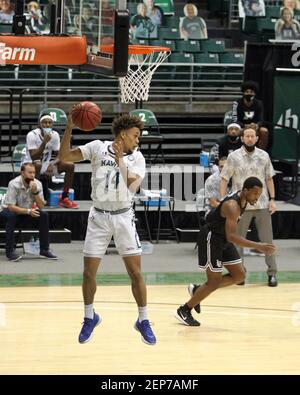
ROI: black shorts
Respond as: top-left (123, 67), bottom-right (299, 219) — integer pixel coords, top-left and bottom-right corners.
top-left (197, 226), bottom-right (242, 272)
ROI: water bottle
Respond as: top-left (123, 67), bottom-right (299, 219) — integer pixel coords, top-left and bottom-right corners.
top-left (199, 151), bottom-right (209, 167)
top-left (196, 188), bottom-right (206, 210)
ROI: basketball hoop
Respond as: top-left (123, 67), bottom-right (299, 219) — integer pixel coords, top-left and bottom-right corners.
top-left (100, 44), bottom-right (170, 103)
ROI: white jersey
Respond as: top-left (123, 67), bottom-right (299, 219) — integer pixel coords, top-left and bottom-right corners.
top-left (79, 140), bottom-right (146, 211)
top-left (23, 128), bottom-right (60, 174)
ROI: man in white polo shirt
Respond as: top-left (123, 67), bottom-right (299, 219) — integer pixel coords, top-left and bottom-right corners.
top-left (0, 162), bottom-right (58, 261)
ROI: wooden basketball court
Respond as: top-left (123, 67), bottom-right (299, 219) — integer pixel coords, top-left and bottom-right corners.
top-left (1, 283), bottom-right (299, 374)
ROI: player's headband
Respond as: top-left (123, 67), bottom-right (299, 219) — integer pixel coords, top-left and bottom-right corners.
top-left (40, 115), bottom-right (54, 123)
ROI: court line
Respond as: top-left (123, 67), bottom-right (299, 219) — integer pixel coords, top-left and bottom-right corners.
top-left (2, 303), bottom-right (295, 320)
top-left (1, 300), bottom-right (297, 314)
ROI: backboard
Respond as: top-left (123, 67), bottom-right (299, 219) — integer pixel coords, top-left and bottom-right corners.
top-left (62, 0), bottom-right (129, 76)
top-left (1, 0), bottom-right (129, 76)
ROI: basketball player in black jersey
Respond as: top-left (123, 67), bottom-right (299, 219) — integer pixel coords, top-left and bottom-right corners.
top-left (175, 177), bottom-right (276, 326)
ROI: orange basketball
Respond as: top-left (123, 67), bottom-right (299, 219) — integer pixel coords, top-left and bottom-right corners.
top-left (71, 101), bottom-right (102, 131)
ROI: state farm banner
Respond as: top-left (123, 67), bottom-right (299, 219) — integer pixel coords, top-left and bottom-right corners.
top-left (0, 35), bottom-right (87, 65)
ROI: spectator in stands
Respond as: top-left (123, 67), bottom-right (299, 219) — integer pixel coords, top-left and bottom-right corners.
top-left (143, 0), bottom-right (164, 26)
top-left (204, 157), bottom-right (228, 212)
top-left (238, 0), bottom-right (266, 17)
top-left (0, 163), bottom-right (58, 261)
top-left (130, 3), bottom-right (157, 40)
top-left (216, 123), bottom-right (242, 160)
top-left (0, 0), bottom-right (14, 24)
top-left (80, 3), bottom-right (98, 43)
top-left (232, 80), bottom-right (269, 150)
top-left (283, 0), bottom-right (300, 11)
top-left (275, 6), bottom-right (300, 39)
top-left (220, 127), bottom-right (278, 287)
top-left (25, 1), bottom-right (50, 34)
top-left (180, 3), bottom-right (207, 40)
top-left (23, 114), bottom-right (78, 209)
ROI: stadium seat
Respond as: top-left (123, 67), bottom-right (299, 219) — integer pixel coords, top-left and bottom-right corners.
top-left (129, 109), bottom-right (165, 164)
top-left (175, 40), bottom-right (201, 53)
top-left (164, 15), bottom-right (180, 28)
top-left (265, 6), bottom-right (281, 19)
top-left (200, 39), bottom-right (226, 53)
top-left (154, 0), bottom-right (174, 14)
top-left (11, 144), bottom-right (26, 177)
top-left (158, 27), bottom-right (181, 40)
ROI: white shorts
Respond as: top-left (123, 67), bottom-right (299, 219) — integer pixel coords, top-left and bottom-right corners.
top-left (83, 206), bottom-right (142, 258)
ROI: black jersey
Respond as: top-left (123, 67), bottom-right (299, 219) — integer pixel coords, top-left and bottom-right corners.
top-left (205, 192), bottom-right (246, 241)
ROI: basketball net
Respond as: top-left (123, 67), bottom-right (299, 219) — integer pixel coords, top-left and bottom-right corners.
top-left (119, 45), bottom-right (170, 104)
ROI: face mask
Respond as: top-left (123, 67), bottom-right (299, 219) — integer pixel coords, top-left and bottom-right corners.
top-left (43, 127), bottom-right (52, 135)
top-left (228, 135), bottom-right (239, 143)
top-left (244, 94), bottom-right (254, 103)
top-left (243, 143), bottom-right (255, 152)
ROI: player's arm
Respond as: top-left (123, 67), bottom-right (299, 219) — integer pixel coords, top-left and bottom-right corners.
top-left (29, 133), bottom-right (51, 161)
top-left (118, 157), bottom-right (142, 193)
top-left (59, 114), bottom-right (84, 163)
top-left (223, 201), bottom-right (276, 255)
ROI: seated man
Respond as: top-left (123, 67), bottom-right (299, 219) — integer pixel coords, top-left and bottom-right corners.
top-left (0, 163), bottom-right (58, 261)
top-left (217, 123), bottom-right (242, 159)
top-left (232, 80), bottom-right (269, 150)
top-left (23, 114), bottom-right (78, 208)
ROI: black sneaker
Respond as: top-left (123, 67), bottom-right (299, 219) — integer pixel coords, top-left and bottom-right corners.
top-left (175, 305), bottom-right (200, 326)
top-left (40, 250), bottom-right (58, 260)
top-left (7, 251), bottom-right (22, 262)
top-left (268, 275), bottom-right (278, 287)
top-left (188, 283), bottom-right (201, 313)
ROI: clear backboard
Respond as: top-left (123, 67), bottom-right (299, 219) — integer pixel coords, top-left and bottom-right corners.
top-left (1, 0), bottom-right (129, 76)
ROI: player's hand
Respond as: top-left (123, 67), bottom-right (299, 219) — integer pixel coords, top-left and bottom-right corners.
top-left (45, 162), bottom-right (55, 176)
top-left (29, 180), bottom-right (38, 193)
top-left (30, 208), bottom-right (40, 218)
top-left (43, 133), bottom-right (52, 144)
top-left (112, 141), bottom-right (124, 164)
top-left (257, 243), bottom-right (276, 256)
top-left (67, 112), bottom-right (75, 129)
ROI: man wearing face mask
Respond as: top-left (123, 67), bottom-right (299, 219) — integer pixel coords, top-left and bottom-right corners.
top-left (232, 81), bottom-right (269, 150)
top-left (217, 123), bottom-right (242, 159)
top-left (0, 163), bottom-right (58, 261)
top-left (219, 128), bottom-right (278, 287)
top-left (23, 114), bottom-right (78, 208)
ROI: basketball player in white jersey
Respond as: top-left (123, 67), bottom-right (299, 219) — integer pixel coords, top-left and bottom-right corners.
top-left (23, 114), bottom-right (78, 208)
top-left (59, 112), bottom-right (156, 346)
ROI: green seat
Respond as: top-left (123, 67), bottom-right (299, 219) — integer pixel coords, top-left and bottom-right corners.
top-left (175, 40), bottom-right (201, 53)
top-left (194, 53), bottom-right (221, 86)
top-left (265, 6), bottom-right (281, 19)
top-left (164, 15), bottom-right (179, 28)
top-left (219, 52), bottom-right (244, 64)
top-left (129, 109), bottom-right (164, 164)
top-left (158, 27), bottom-right (181, 40)
top-left (11, 144), bottom-right (26, 176)
top-left (150, 39), bottom-right (176, 52)
top-left (200, 39), bottom-right (225, 53)
top-left (242, 16), bottom-right (258, 34)
top-left (39, 107), bottom-right (67, 127)
top-left (154, 0), bottom-right (174, 14)
top-left (219, 53), bottom-right (244, 82)
top-left (0, 23), bottom-right (12, 33)
top-left (257, 17), bottom-right (276, 32)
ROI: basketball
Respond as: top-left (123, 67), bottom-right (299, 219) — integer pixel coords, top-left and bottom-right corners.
top-left (71, 101), bottom-right (102, 131)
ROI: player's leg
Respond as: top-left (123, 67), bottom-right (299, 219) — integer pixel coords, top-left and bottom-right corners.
top-left (79, 208), bottom-right (112, 343)
top-left (220, 243), bottom-right (245, 286)
top-left (114, 209), bottom-right (156, 345)
top-left (56, 161), bottom-right (78, 208)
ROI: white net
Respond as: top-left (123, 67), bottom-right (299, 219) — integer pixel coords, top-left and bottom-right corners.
top-left (119, 49), bottom-right (170, 103)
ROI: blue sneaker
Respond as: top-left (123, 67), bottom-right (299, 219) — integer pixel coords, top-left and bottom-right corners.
top-left (78, 312), bottom-right (101, 344)
top-left (134, 319), bottom-right (156, 345)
